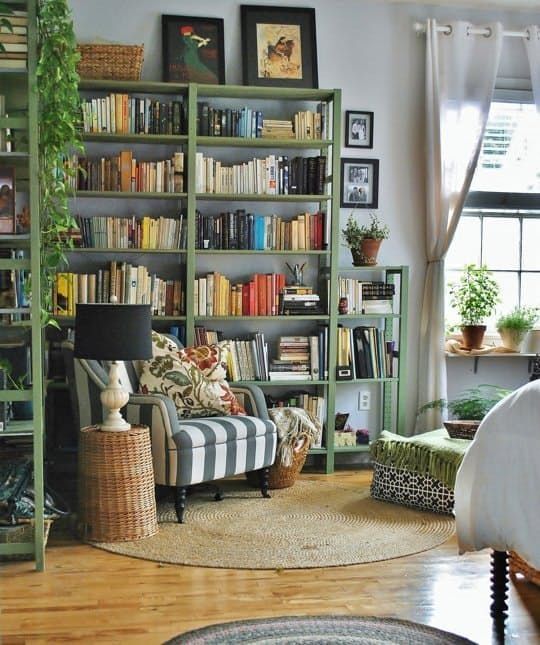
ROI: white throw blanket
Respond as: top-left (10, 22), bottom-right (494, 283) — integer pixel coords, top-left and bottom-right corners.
top-left (454, 379), bottom-right (540, 570)
top-left (268, 407), bottom-right (322, 467)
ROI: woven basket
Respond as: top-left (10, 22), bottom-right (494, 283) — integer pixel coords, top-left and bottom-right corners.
top-left (247, 440), bottom-right (310, 490)
top-left (0, 520), bottom-right (52, 561)
top-left (78, 425), bottom-right (157, 542)
top-left (443, 420), bottom-right (479, 440)
top-left (76, 44), bottom-right (144, 81)
top-left (509, 551), bottom-right (540, 586)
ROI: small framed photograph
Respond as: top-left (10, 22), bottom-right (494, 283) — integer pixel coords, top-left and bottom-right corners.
top-left (162, 15), bottom-right (225, 84)
top-left (240, 5), bottom-right (318, 88)
top-left (340, 158), bottom-right (379, 208)
top-left (0, 167), bottom-right (15, 234)
top-left (345, 110), bottom-right (374, 148)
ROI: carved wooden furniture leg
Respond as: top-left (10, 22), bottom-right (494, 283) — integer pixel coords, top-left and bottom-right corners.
top-left (174, 486), bottom-right (187, 523)
top-left (260, 467), bottom-right (271, 498)
top-left (490, 549), bottom-right (508, 642)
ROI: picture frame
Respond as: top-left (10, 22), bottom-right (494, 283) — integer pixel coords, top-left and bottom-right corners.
top-left (162, 15), bottom-right (225, 84)
top-left (240, 5), bottom-right (318, 88)
top-left (345, 110), bottom-right (374, 148)
top-left (0, 167), bottom-right (15, 235)
top-left (340, 158), bottom-right (379, 208)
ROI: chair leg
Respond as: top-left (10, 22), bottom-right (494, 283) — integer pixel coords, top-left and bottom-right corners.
top-left (174, 486), bottom-right (187, 523)
top-left (260, 467), bottom-right (271, 498)
top-left (490, 549), bottom-right (508, 643)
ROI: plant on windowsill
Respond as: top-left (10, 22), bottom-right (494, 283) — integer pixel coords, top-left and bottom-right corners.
top-left (448, 263), bottom-right (500, 350)
top-left (496, 306), bottom-right (539, 353)
top-left (417, 384), bottom-right (511, 439)
top-left (341, 212), bottom-right (389, 266)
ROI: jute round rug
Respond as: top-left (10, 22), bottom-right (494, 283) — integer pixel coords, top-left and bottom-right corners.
top-left (91, 480), bottom-right (454, 569)
top-left (164, 616), bottom-right (474, 644)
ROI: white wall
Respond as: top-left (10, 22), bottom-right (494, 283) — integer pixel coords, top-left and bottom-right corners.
top-left (69, 0), bottom-right (540, 433)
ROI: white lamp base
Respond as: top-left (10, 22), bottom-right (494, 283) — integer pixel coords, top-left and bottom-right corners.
top-left (99, 361), bottom-right (131, 432)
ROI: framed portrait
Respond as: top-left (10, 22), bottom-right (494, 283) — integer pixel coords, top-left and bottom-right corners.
top-left (340, 158), bottom-right (379, 208)
top-left (240, 5), bottom-right (318, 88)
top-left (345, 110), bottom-right (374, 148)
top-left (0, 167), bottom-right (15, 234)
top-left (162, 15), bottom-right (225, 84)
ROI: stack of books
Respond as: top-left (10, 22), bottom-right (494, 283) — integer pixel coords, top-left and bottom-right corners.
top-left (0, 9), bottom-right (27, 70)
top-left (261, 119), bottom-right (294, 139)
top-left (279, 285), bottom-right (323, 315)
top-left (268, 335), bottom-right (322, 381)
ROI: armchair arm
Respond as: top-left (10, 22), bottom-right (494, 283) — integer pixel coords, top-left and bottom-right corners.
top-left (231, 383), bottom-right (269, 419)
top-left (126, 392), bottom-right (179, 444)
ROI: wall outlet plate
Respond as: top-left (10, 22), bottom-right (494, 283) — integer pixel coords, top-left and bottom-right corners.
top-left (359, 390), bottom-right (371, 410)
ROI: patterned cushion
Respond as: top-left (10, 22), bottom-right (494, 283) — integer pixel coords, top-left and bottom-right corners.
top-left (179, 341), bottom-right (231, 382)
top-left (139, 332), bottom-right (245, 418)
top-left (370, 461), bottom-right (455, 515)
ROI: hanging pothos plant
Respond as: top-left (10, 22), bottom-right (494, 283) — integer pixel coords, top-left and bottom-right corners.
top-left (37, 0), bottom-right (82, 326)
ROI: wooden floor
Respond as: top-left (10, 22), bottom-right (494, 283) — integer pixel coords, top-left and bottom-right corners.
top-left (1, 471), bottom-right (540, 644)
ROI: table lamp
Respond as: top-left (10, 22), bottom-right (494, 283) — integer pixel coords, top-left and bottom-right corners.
top-left (74, 303), bottom-right (152, 431)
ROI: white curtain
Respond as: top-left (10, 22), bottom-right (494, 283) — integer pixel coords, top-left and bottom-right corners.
top-left (524, 25), bottom-right (540, 110)
top-left (415, 20), bottom-right (503, 433)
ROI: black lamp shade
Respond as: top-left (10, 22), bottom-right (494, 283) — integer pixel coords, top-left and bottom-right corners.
top-left (74, 304), bottom-right (152, 361)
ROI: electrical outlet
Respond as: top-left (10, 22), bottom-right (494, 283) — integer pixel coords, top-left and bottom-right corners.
top-left (359, 391), bottom-right (371, 410)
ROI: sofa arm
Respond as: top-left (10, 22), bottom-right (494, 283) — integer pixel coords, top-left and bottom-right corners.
top-left (231, 384), bottom-right (269, 419)
top-left (126, 392), bottom-right (179, 444)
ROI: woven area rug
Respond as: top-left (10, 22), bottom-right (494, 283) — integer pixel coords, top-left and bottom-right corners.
top-left (90, 480), bottom-right (455, 569)
top-left (164, 616), bottom-right (474, 644)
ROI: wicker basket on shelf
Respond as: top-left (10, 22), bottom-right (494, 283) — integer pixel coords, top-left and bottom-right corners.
top-left (76, 44), bottom-right (144, 81)
top-left (509, 551), bottom-right (540, 587)
top-left (247, 440), bottom-right (310, 490)
top-left (443, 420), bottom-right (480, 440)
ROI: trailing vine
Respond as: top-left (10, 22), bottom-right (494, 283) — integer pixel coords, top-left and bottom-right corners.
top-left (37, 0), bottom-right (82, 326)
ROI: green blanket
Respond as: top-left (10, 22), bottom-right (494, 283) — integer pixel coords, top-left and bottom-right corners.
top-left (370, 429), bottom-right (470, 489)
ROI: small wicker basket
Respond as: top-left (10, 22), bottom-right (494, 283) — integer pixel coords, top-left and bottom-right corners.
top-left (443, 420), bottom-right (480, 440)
top-left (247, 440), bottom-right (310, 490)
top-left (76, 44), bottom-right (144, 81)
top-left (509, 551), bottom-right (540, 587)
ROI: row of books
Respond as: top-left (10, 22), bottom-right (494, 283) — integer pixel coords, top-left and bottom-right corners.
top-left (269, 334), bottom-right (326, 381)
top-left (68, 151), bottom-right (185, 193)
top-left (81, 95), bottom-right (185, 135)
top-left (53, 262), bottom-right (184, 317)
top-left (0, 10), bottom-right (27, 70)
top-left (195, 210), bottom-right (327, 251)
top-left (194, 272), bottom-right (289, 317)
top-left (194, 153), bottom-right (326, 195)
top-left (196, 103), bottom-right (328, 140)
top-left (337, 279), bottom-right (396, 314)
top-left (75, 214), bottom-right (186, 250)
top-left (0, 250), bottom-right (29, 324)
top-left (337, 325), bottom-right (397, 379)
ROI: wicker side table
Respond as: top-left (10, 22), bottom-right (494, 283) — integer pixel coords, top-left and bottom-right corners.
top-left (78, 425), bottom-right (158, 542)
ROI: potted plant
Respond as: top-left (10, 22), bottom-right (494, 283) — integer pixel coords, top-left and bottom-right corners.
top-left (0, 358), bottom-right (32, 421)
top-left (342, 212), bottom-right (389, 266)
top-left (448, 264), bottom-right (500, 350)
top-left (496, 306), bottom-right (539, 353)
top-left (418, 384), bottom-right (511, 439)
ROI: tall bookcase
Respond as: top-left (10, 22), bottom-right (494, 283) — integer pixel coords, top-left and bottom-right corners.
top-left (66, 80), bottom-right (408, 473)
top-left (0, 0), bottom-right (45, 569)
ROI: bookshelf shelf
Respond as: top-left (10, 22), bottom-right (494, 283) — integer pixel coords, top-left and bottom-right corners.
top-left (338, 313), bottom-right (401, 320)
top-left (196, 136), bottom-right (331, 149)
top-left (194, 315), bottom-right (330, 322)
top-left (79, 79), bottom-right (188, 94)
top-left (336, 377), bottom-right (399, 384)
top-left (195, 193), bottom-right (332, 202)
top-left (0, 116), bottom-right (28, 129)
top-left (67, 248), bottom-right (186, 254)
top-left (196, 249), bottom-right (330, 256)
top-left (54, 315), bottom-right (187, 325)
top-left (234, 379), bottom-right (329, 386)
top-left (1, 419), bottom-right (34, 435)
top-left (74, 191), bottom-right (187, 200)
top-left (82, 133), bottom-right (188, 145)
top-left (333, 445), bottom-right (371, 454)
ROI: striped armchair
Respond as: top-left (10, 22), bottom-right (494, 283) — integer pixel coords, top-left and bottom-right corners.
top-left (62, 337), bottom-right (277, 523)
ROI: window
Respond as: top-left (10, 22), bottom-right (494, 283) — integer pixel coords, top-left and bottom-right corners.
top-left (445, 98), bottom-right (540, 331)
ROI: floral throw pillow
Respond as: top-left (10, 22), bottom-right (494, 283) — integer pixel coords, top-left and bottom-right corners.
top-left (139, 332), bottom-right (245, 418)
top-left (179, 340), bottom-right (231, 382)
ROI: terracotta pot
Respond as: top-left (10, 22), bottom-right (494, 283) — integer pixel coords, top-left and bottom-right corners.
top-left (498, 328), bottom-right (526, 353)
top-left (351, 239), bottom-right (382, 266)
top-left (461, 325), bottom-right (486, 350)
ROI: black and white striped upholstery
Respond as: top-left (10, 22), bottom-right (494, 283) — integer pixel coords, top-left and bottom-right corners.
top-left (62, 338), bottom-right (277, 521)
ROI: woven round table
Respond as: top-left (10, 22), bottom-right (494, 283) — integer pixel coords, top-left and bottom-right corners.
top-left (78, 425), bottom-right (158, 542)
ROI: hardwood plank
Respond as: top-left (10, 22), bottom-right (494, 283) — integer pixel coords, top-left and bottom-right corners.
top-left (1, 471), bottom-right (539, 644)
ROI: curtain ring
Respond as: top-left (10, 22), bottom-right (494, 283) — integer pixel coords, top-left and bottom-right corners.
top-left (483, 26), bottom-right (492, 38)
top-left (443, 24), bottom-right (452, 36)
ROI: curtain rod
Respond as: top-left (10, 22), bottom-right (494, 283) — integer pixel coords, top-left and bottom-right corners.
top-left (413, 21), bottom-right (530, 38)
